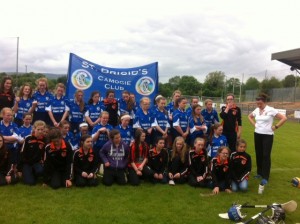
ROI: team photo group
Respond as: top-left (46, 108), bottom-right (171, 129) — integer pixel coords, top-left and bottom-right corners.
top-left (0, 76), bottom-right (287, 194)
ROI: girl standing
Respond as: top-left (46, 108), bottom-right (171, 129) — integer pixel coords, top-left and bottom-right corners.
top-left (102, 90), bottom-right (118, 127)
top-left (46, 83), bottom-right (69, 127)
top-left (210, 146), bottom-right (232, 194)
top-left (230, 139), bottom-right (251, 192)
top-left (128, 129), bottom-right (151, 186)
top-left (73, 135), bottom-right (98, 187)
top-left (188, 138), bottom-right (209, 187)
top-left (32, 78), bottom-right (54, 124)
top-left (189, 104), bottom-right (207, 147)
top-left (151, 96), bottom-right (169, 144)
top-left (85, 91), bottom-right (104, 131)
top-left (67, 90), bottom-right (86, 134)
top-left (201, 99), bottom-right (219, 136)
top-left (168, 136), bottom-right (189, 185)
top-left (13, 83), bottom-right (34, 127)
top-left (0, 77), bottom-right (15, 112)
top-left (133, 97), bottom-right (153, 146)
top-left (172, 97), bottom-right (189, 141)
top-left (18, 120), bottom-right (46, 185)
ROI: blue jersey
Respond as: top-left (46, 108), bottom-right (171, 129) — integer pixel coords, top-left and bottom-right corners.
top-left (133, 108), bottom-right (153, 131)
top-left (189, 117), bottom-right (207, 144)
top-left (207, 135), bottom-right (227, 158)
top-left (118, 99), bottom-right (133, 116)
top-left (18, 125), bottom-right (32, 139)
top-left (0, 121), bottom-right (19, 149)
top-left (66, 99), bottom-right (86, 123)
top-left (116, 124), bottom-right (133, 146)
top-left (32, 91), bottom-right (54, 113)
top-left (45, 95), bottom-right (68, 116)
top-left (186, 106), bottom-right (193, 119)
top-left (84, 102), bottom-right (104, 123)
top-left (173, 108), bottom-right (188, 133)
top-left (92, 123), bottom-right (113, 149)
top-left (74, 131), bottom-right (92, 149)
top-left (166, 101), bottom-right (176, 117)
top-left (63, 131), bottom-right (77, 150)
top-left (14, 97), bottom-right (33, 120)
top-left (151, 108), bottom-right (170, 131)
top-left (201, 109), bottom-right (219, 131)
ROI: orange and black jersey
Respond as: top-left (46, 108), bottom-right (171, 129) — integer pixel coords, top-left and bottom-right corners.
top-left (210, 156), bottom-right (231, 188)
top-left (129, 143), bottom-right (149, 167)
top-left (230, 151), bottom-right (251, 182)
top-left (0, 92), bottom-right (15, 112)
top-left (43, 139), bottom-right (73, 183)
top-left (220, 105), bottom-right (242, 133)
top-left (73, 148), bottom-right (98, 175)
top-left (148, 147), bottom-right (168, 174)
top-left (18, 134), bottom-right (46, 170)
top-left (188, 148), bottom-right (208, 178)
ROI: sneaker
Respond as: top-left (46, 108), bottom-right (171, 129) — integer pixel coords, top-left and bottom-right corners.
top-left (260, 179), bottom-right (268, 185)
top-left (258, 184), bottom-right (264, 194)
top-left (169, 180), bottom-right (175, 186)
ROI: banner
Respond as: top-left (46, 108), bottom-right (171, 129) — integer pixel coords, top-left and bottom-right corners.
top-left (66, 53), bottom-right (159, 104)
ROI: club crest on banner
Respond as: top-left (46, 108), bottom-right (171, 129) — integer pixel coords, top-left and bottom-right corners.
top-left (135, 77), bottom-right (155, 95)
top-left (71, 69), bottom-right (93, 90)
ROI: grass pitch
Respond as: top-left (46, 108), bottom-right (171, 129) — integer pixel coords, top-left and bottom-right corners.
top-left (0, 116), bottom-right (299, 224)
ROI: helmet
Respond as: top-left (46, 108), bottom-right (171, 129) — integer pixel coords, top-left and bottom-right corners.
top-left (270, 206), bottom-right (285, 223)
top-left (256, 215), bottom-right (275, 224)
top-left (227, 205), bottom-right (246, 221)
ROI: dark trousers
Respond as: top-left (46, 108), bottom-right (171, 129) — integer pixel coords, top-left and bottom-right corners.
top-left (103, 167), bottom-right (126, 186)
top-left (128, 166), bottom-right (154, 186)
top-left (223, 131), bottom-right (237, 152)
top-left (254, 132), bottom-right (273, 180)
top-left (168, 157), bottom-right (188, 184)
top-left (23, 163), bottom-right (43, 185)
top-left (33, 112), bottom-right (50, 124)
top-left (50, 171), bottom-right (67, 189)
top-left (75, 174), bottom-right (98, 187)
top-left (188, 174), bottom-right (208, 188)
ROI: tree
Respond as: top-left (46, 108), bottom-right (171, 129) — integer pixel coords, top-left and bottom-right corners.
top-left (244, 77), bottom-right (260, 90)
top-left (202, 71), bottom-right (225, 97)
top-left (282, 74), bottom-right (296, 87)
top-left (178, 76), bottom-right (202, 96)
top-left (168, 76), bottom-right (181, 90)
top-left (260, 76), bottom-right (281, 93)
top-left (158, 82), bottom-right (173, 97)
top-left (57, 76), bottom-right (67, 85)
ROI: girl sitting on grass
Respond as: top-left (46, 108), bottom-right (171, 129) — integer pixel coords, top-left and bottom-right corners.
top-left (230, 139), bottom-right (251, 192)
top-left (210, 146), bottom-right (232, 194)
top-left (73, 135), bottom-right (98, 187)
top-left (168, 136), bottom-right (189, 186)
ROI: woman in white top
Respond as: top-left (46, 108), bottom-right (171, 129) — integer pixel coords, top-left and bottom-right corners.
top-left (248, 93), bottom-right (287, 191)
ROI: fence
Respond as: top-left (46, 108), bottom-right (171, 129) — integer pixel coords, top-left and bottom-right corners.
top-left (245, 87), bottom-right (300, 102)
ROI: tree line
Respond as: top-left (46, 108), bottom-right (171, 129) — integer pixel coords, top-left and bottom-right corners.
top-left (1, 71), bottom-right (299, 99)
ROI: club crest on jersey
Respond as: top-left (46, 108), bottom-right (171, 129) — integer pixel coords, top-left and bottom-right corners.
top-left (232, 110), bottom-right (236, 115)
top-left (46, 97), bottom-right (49, 101)
top-left (97, 107), bottom-right (100, 111)
top-left (39, 144), bottom-right (44, 149)
top-left (88, 156), bottom-right (94, 162)
top-left (61, 101), bottom-right (65, 105)
top-left (241, 160), bottom-right (246, 165)
top-left (26, 103), bottom-right (31, 107)
top-left (201, 157), bottom-right (205, 162)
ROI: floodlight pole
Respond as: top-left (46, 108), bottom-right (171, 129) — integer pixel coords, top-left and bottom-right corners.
top-left (16, 37), bottom-right (19, 87)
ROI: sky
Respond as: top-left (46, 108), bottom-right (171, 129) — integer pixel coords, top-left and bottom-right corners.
top-left (1, 0), bottom-right (300, 83)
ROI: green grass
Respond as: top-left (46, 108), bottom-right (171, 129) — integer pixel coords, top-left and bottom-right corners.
top-left (1, 116), bottom-right (300, 224)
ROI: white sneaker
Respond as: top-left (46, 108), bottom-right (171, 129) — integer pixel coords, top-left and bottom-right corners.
top-left (169, 180), bottom-right (175, 186)
top-left (258, 184), bottom-right (264, 194)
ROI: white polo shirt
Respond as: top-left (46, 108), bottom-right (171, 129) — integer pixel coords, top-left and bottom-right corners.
top-left (251, 105), bottom-right (278, 135)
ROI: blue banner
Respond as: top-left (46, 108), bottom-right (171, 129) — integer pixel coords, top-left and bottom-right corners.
top-left (66, 53), bottom-right (159, 104)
